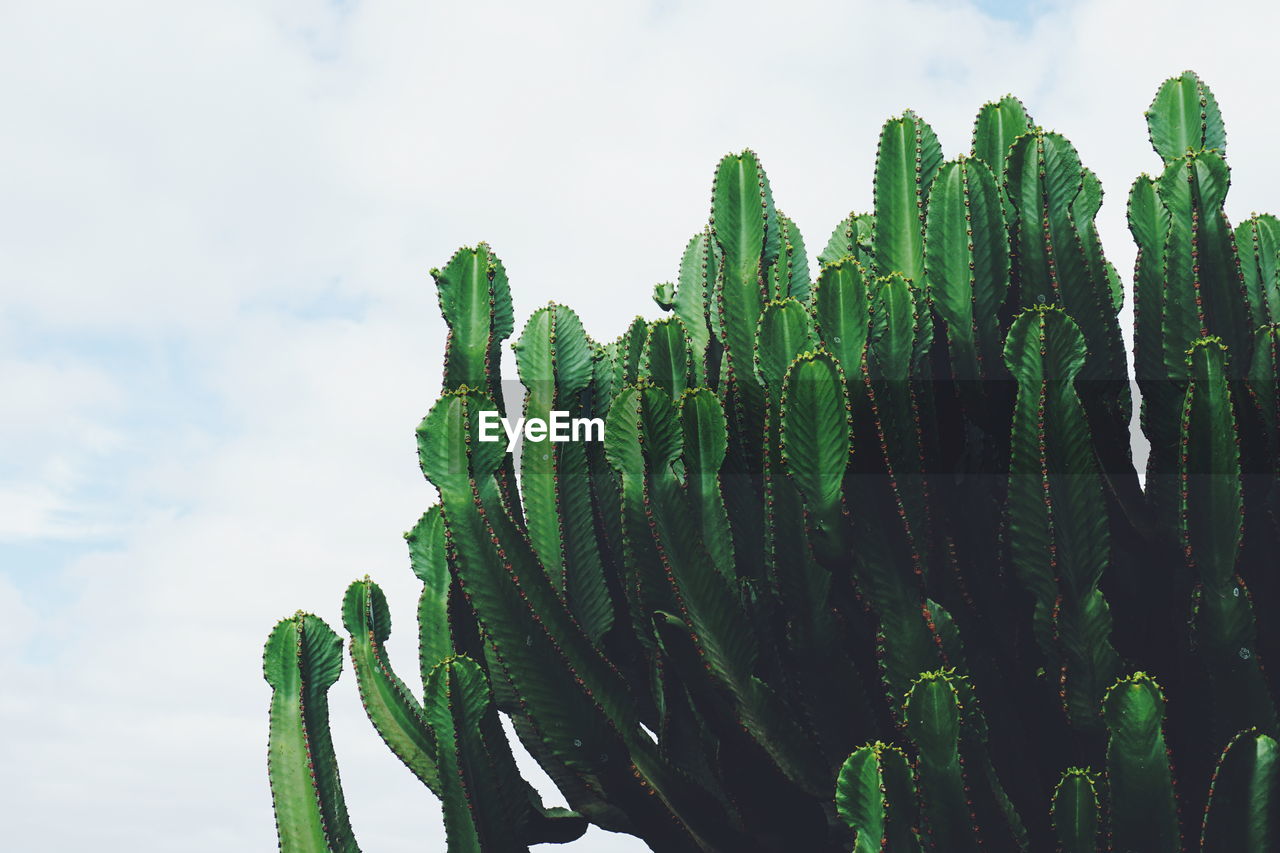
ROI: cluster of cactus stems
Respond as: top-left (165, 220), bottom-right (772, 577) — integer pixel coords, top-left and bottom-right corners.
top-left (264, 71), bottom-right (1280, 851)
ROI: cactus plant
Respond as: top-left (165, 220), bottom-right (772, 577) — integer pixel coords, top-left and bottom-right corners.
top-left (265, 70), bottom-right (1280, 851)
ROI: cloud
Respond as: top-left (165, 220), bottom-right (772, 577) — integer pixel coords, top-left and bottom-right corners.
top-left (4, 0), bottom-right (1279, 849)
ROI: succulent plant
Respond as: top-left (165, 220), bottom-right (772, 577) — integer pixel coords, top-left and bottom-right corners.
top-left (266, 71), bottom-right (1280, 852)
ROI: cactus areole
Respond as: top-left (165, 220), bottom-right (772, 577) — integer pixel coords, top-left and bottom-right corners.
top-left (267, 72), bottom-right (1280, 852)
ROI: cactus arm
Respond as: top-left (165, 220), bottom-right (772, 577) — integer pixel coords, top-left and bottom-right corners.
top-left (418, 390), bottom-right (633, 774)
top-left (782, 212), bottom-right (812, 299)
top-left (780, 350), bottom-right (850, 545)
top-left (1146, 70), bottom-right (1227, 163)
top-left (652, 280), bottom-right (675, 311)
top-left (1128, 174), bottom-right (1170, 388)
top-left (1004, 306), bottom-right (1120, 728)
top-left (755, 298), bottom-right (817, 393)
top-left (1181, 339), bottom-right (1244, 583)
top-left (756, 304), bottom-right (873, 766)
top-left (557, 435), bottom-right (616, 644)
top-left (340, 579), bottom-right (440, 795)
top-left (710, 149), bottom-right (775, 458)
top-left (1248, 325), bottom-right (1280, 460)
top-left (1050, 768), bottom-right (1100, 853)
top-left (906, 671), bottom-right (979, 852)
top-left (407, 507), bottom-right (454, 681)
top-left (835, 275), bottom-right (945, 712)
top-left (513, 304), bottom-right (612, 641)
top-left (772, 344), bottom-right (875, 763)
top-left (924, 157), bottom-right (1009, 386)
top-left (1073, 167), bottom-right (1122, 313)
top-left (769, 211), bottom-right (812, 301)
top-left (642, 317), bottom-right (693, 400)
top-left (423, 655), bottom-right (523, 852)
top-left (820, 211), bottom-right (876, 271)
top-left (513, 305), bottom-right (577, 592)
top-left (1236, 215), bottom-right (1280, 327)
top-left (426, 655), bottom-right (590, 850)
top-left (421, 389), bottom-right (716, 847)
top-left (865, 273), bottom-right (931, 566)
top-left (678, 388), bottom-right (735, 582)
top-left (1144, 154), bottom-right (1211, 524)
top-left (1157, 154), bottom-right (1214, 372)
top-left (672, 230), bottom-right (718, 384)
top-left (1181, 339), bottom-right (1277, 736)
top-left (405, 508), bottom-right (584, 844)
top-left (923, 602), bottom-right (1030, 850)
top-left (585, 343), bottom-right (628, 585)
top-left (1006, 133), bottom-right (1126, 390)
top-left (970, 95), bottom-right (1031, 194)
top-left (812, 256), bottom-right (871, 377)
top-left (1201, 729), bottom-right (1280, 852)
top-left (1161, 152), bottom-right (1251, 367)
top-left (606, 381), bottom-right (831, 793)
top-left (434, 243), bottom-right (515, 398)
top-left (433, 244), bottom-right (522, 515)
top-left (264, 613), bottom-right (360, 853)
top-left (618, 316), bottom-right (648, 385)
top-left (1102, 673), bottom-right (1180, 853)
top-left (836, 742), bottom-right (921, 852)
top-left (874, 111), bottom-right (944, 283)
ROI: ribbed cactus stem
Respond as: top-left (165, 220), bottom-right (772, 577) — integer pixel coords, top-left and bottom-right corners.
top-left (1050, 768), bottom-right (1101, 853)
top-left (819, 211), bottom-right (875, 271)
top-left (1004, 306), bottom-right (1119, 729)
top-left (264, 612), bottom-right (360, 853)
top-left (835, 741), bottom-right (920, 852)
top-left (1146, 70), bottom-right (1227, 164)
top-left (970, 94), bottom-right (1032, 188)
top-left (873, 110), bottom-right (944, 284)
top-left (1103, 673), bottom-right (1180, 853)
top-left (924, 155), bottom-right (1009, 392)
top-left (340, 578), bottom-right (440, 794)
top-left (1200, 729), bottom-right (1280, 852)
top-left (1180, 338), bottom-right (1277, 737)
top-left (1236, 214), bottom-right (1280, 327)
top-left (905, 669), bottom-right (979, 852)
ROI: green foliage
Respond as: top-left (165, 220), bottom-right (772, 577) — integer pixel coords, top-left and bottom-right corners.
top-left (1050, 768), bottom-right (1100, 853)
top-left (1201, 729), bottom-right (1280, 852)
top-left (267, 72), bottom-right (1280, 852)
top-left (836, 742), bottom-right (920, 852)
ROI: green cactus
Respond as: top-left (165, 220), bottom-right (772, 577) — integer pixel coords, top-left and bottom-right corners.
top-left (1201, 729), bottom-right (1280, 852)
top-left (266, 72), bottom-right (1280, 852)
top-left (835, 741), bottom-right (920, 852)
top-left (924, 155), bottom-right (1009, 408)
top-left (1004, 306), bottom-right (1120, 730)
top-left (970, 94), bottom-right (1032, 188)
top-left (1237, 215), bottom-right (1280, 328)
top-left (819, 211), bottom-right (875, 271)
top-left (873, 111), bottom-right (944, 285)
top-left (904, 670), bottom-right (977, 852)
top-left (1050, 768), bottom-right (1101, 853)
top-left (1146, 70), bottom-right (1227, 164)
top-left (264, 612), bottom-right (360, 853)
top-left (1181, 339), bottom-right (1277, 739)
top-left (1104, 673), bottom-right (1180, 853)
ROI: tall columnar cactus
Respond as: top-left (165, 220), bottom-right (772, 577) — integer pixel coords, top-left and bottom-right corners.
top-left (1004, 306), bottom-right (1120, 731)
top-left (264, 613), bottom-right (359, 853)
top-left (267, 72), bottom-right (1280, 852)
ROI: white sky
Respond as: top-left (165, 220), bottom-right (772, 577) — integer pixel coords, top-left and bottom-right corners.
top-left (4, 0), bottom-right (1280, 849)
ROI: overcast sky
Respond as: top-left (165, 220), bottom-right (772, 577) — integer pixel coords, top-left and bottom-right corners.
top-left (4, 0), bottom-right (1280, 849)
